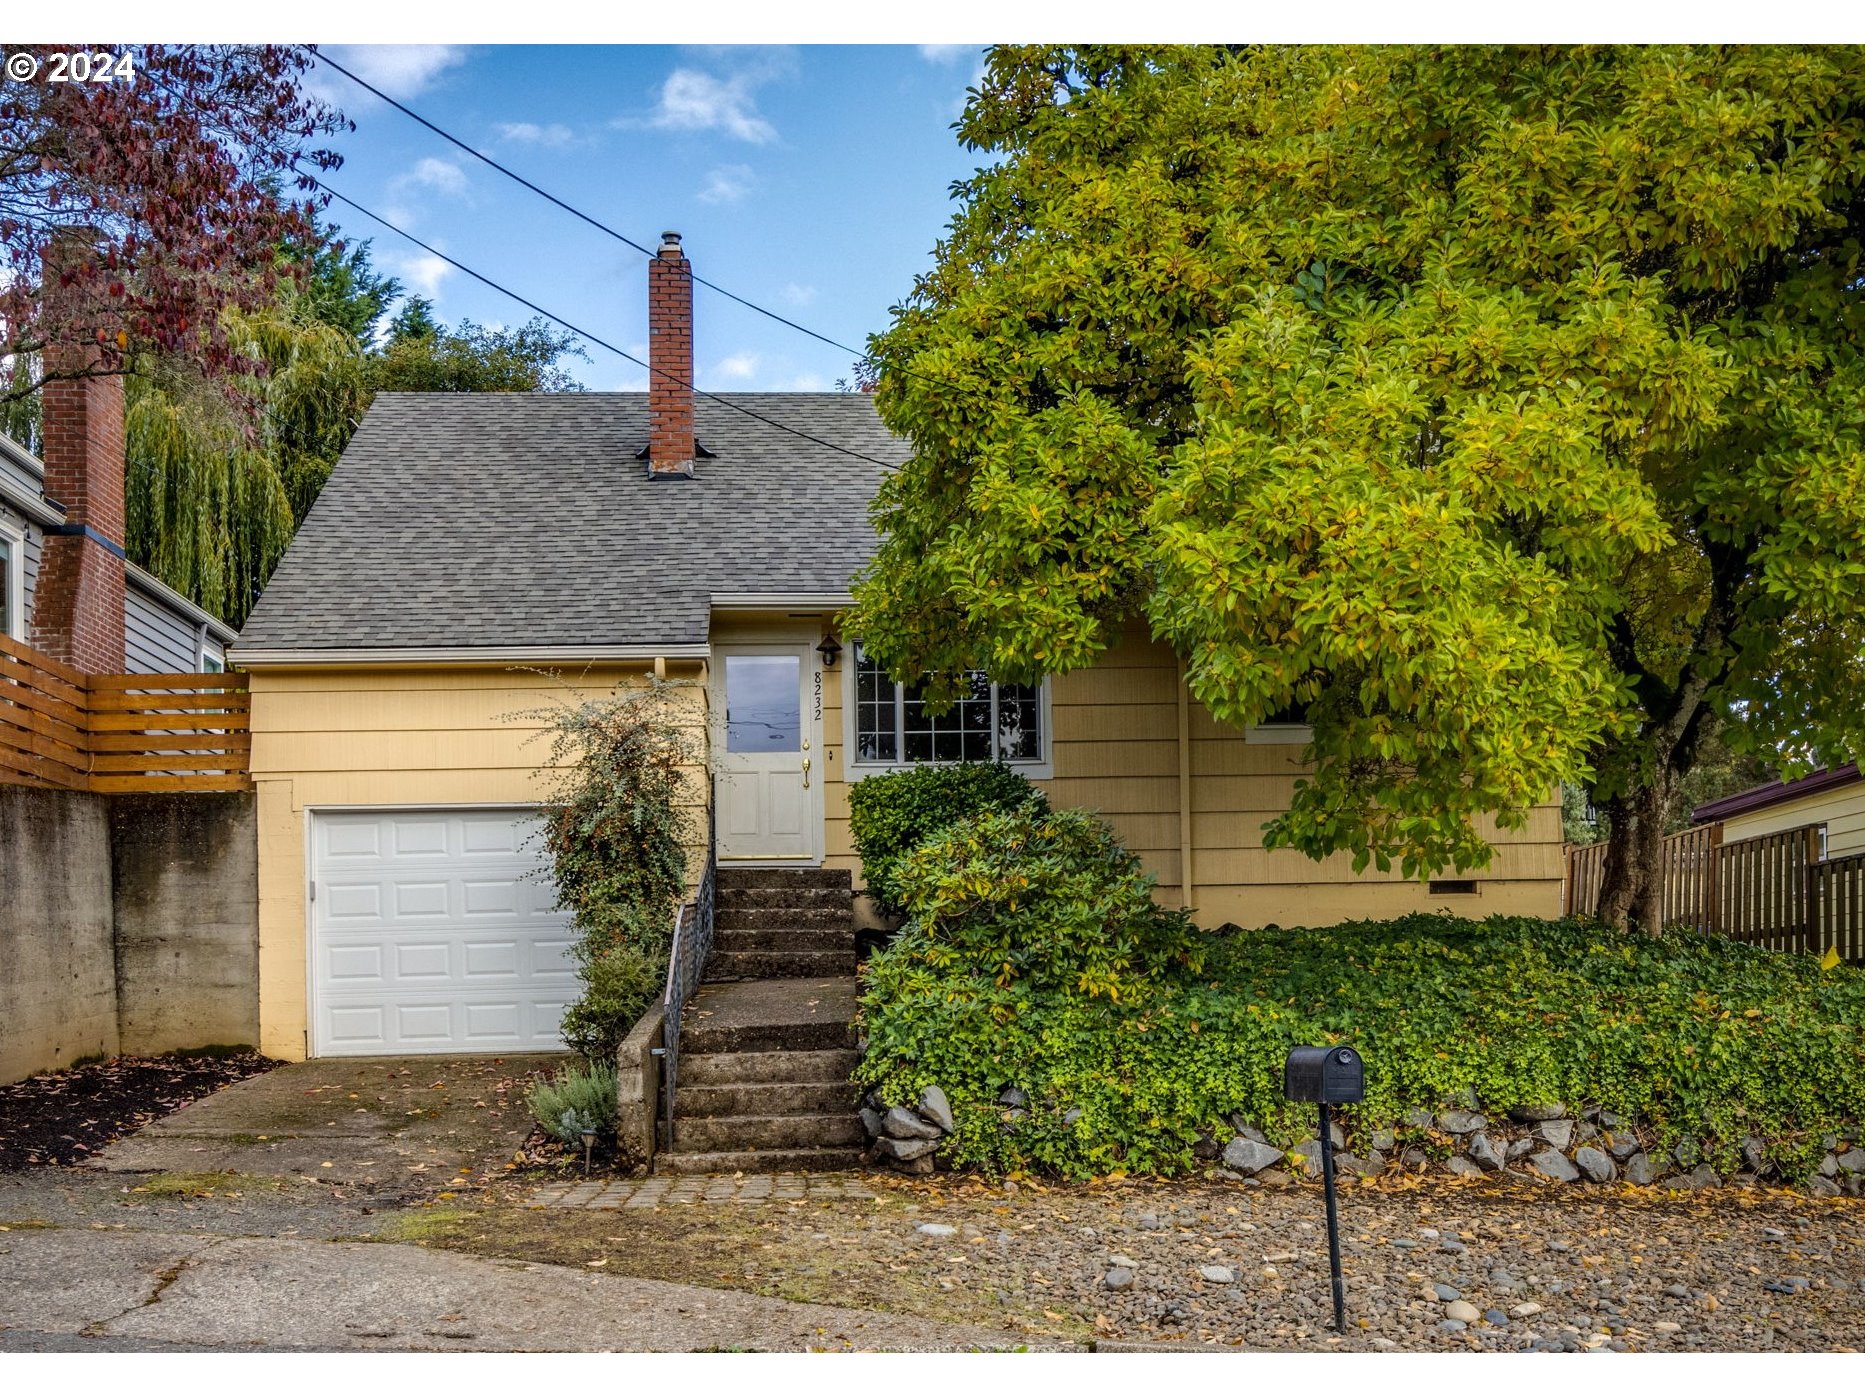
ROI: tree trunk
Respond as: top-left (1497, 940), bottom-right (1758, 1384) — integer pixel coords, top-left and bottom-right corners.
top-left (1595, 768), bottom-right (1681, 932)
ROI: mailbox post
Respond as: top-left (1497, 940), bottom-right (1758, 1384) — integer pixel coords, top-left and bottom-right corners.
top-left (1283, 1045), bottom-right (1365, 1333)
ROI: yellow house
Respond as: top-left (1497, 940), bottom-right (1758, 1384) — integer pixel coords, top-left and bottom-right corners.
top-left (1692, 764), bottom-right (1865, 860)
top-left (233, 234), bottom-right (1561, 1063)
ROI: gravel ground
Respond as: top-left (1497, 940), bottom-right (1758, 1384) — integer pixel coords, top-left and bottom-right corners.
top-left (436, 1170), bottom-right (1865, 1352)
top-left (873, 1174), bottom-right (1865, 1351)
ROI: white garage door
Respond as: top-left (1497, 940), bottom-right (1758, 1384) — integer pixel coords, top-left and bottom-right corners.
top-left (310, 808), bottom-right (577, 1056)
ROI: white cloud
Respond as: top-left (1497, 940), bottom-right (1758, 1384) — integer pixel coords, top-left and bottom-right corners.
top-left (918, 45), bottom-right (976, 64)
top-left (779, 282), bottom-right (817, 307)
top-left (498, 121), bottom-right (575, 148)
top-left (308, 45), bottom-right (468, 106)
top-left (714, 352), bottom-right (761, 382)
top-left (391, 157), bottom-right (468, 197)
top-left (785, 372), bottom-right (829, 391)
top-left (697, 164), bottom-right (757, 205)
top-left (382, 252), bottom-right (453, 299)
top-left (643, 68), bottom-right (777, 144)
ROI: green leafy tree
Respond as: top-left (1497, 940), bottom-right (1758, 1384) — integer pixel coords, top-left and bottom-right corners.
top-left (284, 216), bottom-right (402, 344)
top-left (124, 308), bottom-right (369, 622)
top-left (370, 301), bottom-right (586, 393)
top-left (116, 222), bottom-right (582, 623)
top-left (851, 44), bottom-right (1865, 930)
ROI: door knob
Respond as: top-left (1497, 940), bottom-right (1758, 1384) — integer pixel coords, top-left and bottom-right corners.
top-left (802, 756), bottom-right (812, 788)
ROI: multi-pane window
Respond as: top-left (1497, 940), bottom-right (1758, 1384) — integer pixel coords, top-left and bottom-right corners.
top-left (852, 642), bottom-right (1043, 766)
top-left (0, 532), bottom-right (15, 640)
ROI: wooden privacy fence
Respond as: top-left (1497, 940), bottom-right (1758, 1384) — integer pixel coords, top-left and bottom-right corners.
top-left (0, 634), bottom-right (250, 795)
top-left (1565, 820), bottom-right (1865, 962)
top-left (1565, 822), bottom-right (1721, 933)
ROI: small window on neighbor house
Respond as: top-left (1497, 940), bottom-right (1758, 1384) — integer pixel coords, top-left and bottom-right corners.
top-left (1429, 879), bottom-right (1479, 896)
top-left (202, 653), bottom-right (224, 674)
top-left (853, 641), bottom-right (1043, 766)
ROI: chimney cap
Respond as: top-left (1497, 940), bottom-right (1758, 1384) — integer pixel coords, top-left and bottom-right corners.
top-left (659, 230), bottom-right (683, 256)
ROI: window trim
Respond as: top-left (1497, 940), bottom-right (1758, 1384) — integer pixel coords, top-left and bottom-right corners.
top-left (1243, 723), bottom-right (1314, 746)
top-left (842, 641), bottom-right (1054, 780)
top-left (0, 515), bottom-right (24, 643)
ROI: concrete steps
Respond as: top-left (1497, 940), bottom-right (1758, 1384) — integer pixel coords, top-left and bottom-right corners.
top-left (673, 1112), bottom-right (866, 1154)
top-left (679, 1048), bottom-right (860, 1086)
top-left (715, 905), bottom-right (849, 930)
top-left (715, 866), bottom-right (852, 891)
top-left (675, 1080), bottom-right (859, 1118)
top-left (656, 1147), bottom-right (866, 1175)
top-left (656, 867), bottom-right (864, 1175)
top-left (711, 924), bottom-right (852, 952)
top-left (706, 949), bottom-right (858, 981)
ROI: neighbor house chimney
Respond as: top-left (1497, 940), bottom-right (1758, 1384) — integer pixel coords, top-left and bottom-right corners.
top-left (647, 230), bottom-right (695, 478)
top-left (32, 229), bottom-right (127, 672)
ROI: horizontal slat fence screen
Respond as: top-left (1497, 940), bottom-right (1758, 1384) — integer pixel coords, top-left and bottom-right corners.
top-left (1565, 820), bottom-right (1859, 962)
top-left (0, 634), bottom-right (91, 789)
top-left (0, 635), bottom-right (250, 795)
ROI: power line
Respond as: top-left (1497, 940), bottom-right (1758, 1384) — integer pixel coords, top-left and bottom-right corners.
top-left (303, 173), bottom-right (902, 471)
top-left (313, 49), bottom-right (884, 369)
top-left (138, 57), bottom-right (905, 469)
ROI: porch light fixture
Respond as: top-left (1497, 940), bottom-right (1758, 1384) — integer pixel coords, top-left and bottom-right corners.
top-left (816, 634), bottom-right (843, 668)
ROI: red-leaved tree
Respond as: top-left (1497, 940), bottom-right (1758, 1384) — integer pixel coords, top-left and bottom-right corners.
top-left (0, 44), bottom-right (347, 400)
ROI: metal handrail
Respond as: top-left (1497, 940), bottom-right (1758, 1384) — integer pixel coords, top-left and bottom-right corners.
top-left (659, 779), bottom-right (717, 1152)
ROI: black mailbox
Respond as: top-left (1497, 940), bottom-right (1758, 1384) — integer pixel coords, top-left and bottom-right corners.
top-left (1283, 1045), bottom-right (1365, 1105)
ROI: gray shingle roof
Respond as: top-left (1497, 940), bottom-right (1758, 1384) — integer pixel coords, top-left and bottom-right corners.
top-left (237, 393), bottom-right (903, 652)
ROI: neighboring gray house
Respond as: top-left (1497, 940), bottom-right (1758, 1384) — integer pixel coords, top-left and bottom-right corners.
top-left (0, 431), bottom-right (234, 672)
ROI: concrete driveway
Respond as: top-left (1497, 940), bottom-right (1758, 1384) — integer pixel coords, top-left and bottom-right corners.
top-left (0, 1054), bottom-right (1079, 1351)
top-left (0, 1228), bottom-right (1064, 1352)
top-left (91, 1054), bottom-right (564, 1195)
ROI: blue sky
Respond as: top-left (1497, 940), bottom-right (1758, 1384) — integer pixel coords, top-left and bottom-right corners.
top-left (303, 44), bottom-right (990, 392)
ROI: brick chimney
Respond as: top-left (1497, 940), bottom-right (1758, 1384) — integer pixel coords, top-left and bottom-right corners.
top-left (32, 229), bottom-right (127, 673)
top-left (647, 230), bottom-right (695, 478)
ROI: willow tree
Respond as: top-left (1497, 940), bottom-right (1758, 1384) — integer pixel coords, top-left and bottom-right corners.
top-left (851, 45), bottom-right (1865, 931)
top-left (126, 309), bottom-right (367, 623)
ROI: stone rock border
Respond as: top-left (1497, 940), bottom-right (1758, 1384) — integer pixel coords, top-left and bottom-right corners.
top-left (858, 1085), bottom-right (1865, 1195)
top-left (858, 1085), bottom-right (955, 1174)
top-left (1201, 1101), bottom-right (1865, 1196)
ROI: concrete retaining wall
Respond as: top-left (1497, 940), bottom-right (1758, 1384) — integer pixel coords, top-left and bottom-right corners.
top-left (615, 1001), bottom-right (666, 1171)
top-left (0, 787), bottom-right (119, 1083)
top-left (0, 786), bottom-right (257, 1082)
top-left (110, 793), bottom-right (259, 1055)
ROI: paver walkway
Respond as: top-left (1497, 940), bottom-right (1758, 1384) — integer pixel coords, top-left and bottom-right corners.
top-left (532, 1173), bottom-right (876, 1208)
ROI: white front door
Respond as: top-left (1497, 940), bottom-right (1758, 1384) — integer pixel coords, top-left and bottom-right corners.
top-left (308, 808), bottom-right (577, 1056)
top-left (713, 644), bottom-right (820, 861)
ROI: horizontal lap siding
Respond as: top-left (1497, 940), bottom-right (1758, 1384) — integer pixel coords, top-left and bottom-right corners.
top-left (124, 582), bottom-right (203, 673)
top-left (1049, 634), bottom-right (1181, 877)
top-left (247, 663), bottom-right (708, 1060)
top-left (827, 622), bottom-right (1560, 924)
top-left (1720, 782), bottom-right (1865, 860)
